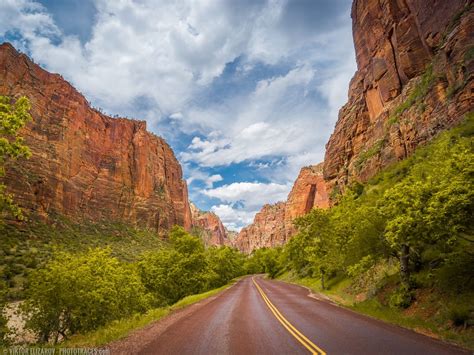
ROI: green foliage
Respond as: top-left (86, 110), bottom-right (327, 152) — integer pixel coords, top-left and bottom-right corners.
top-left (282, 113), bottom-right (474, 302)
top-left (245, 247), bottom-right (282, 278)
top-left (206, 246), bottom-right (245, 288)
top-left (354, 139), bottom-right (385, 171)
top-left (0, 95), bottom-right (32, 221)
top-left (388, 64), bottom-right (435, 124)
top-left (446, 305), bottom-right (471, 327)
top-left (138, 226), bottom-right (244, 306)
top-left (16, 225), bottom-right (247, 345)
top-left (389, 284), bottom-right (414, 309)
top-left (0, 215), bottom-right (165, 300)
top-left (22, 248), bottom-right (150, 343)
top-left (138, 226), bottom-right (208, 306)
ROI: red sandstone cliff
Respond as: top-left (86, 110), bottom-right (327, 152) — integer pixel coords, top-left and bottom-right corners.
top-left (233, 164), bottom-right (329, 253)
top-left (190, 203), bottom-right (230, 246)
top-left (0, 43), bottom-right (192, 232)
top-left (324, 0), bottom-right (473, 193)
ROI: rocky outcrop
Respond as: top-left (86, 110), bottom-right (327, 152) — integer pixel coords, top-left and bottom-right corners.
top-left (0, 42), bottom-right (192, 233)
top-left (190, 203), bottom-right (229, 246)
top-left (324, 0), bottom-right (473, 194)
top-left (233, 164), bottom-right (329, 253)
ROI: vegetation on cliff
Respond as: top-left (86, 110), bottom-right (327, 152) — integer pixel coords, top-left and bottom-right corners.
top-left (0, 95), bottom-right (31, 222)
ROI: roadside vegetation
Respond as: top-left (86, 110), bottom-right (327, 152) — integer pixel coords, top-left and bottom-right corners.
top-left (64, 280), bottom-right (239, 347)
top-left (246, 113), bottom-right (474, 349)
top-left (0, 96), bottom-right (248, 346)
top-left (4, 227), bottom-right (246, 345)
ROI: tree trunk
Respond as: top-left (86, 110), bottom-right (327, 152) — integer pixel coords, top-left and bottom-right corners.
top-left (321, 271), bottom-right (325, 290)
top-left (400, 244), bottom-right (410, 287)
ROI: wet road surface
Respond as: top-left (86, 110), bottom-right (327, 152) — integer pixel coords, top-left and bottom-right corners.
top-left (138, 276), bottom-right (468, 355)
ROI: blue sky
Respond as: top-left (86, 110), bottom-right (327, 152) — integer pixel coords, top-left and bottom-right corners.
top-left (0, 0), bottom-right (356, 231)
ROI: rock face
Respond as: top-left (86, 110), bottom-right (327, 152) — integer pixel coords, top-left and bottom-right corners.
top-left (190, 203), bottom-right (229, 246)
top-left (324, 0), bottom-right (474, 193)
top-left (234, 164), bottom-right (329, 253)
top-left (0, 43), bottom-right (192, 232)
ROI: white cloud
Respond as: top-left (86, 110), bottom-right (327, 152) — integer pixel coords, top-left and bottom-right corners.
top-left (185, 167), bottom-right (223, 188)
top-left (204, 181), bottom-right (290, 209)
top-left (210, 204), bottom-right (255, 232)
top-left (180, 65), bottom-right (330, 170)
top-left (205, 181), bottom-right (291, 231)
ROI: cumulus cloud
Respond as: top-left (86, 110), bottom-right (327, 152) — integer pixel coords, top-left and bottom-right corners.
top-left (185, 167), bottom-right (223, 189)
top-left (210, 204), bottom-right (255, 232)
top-left (180, 65), bottom-right (328, 168)
top-left (204, 181), bottom-right (290, 207)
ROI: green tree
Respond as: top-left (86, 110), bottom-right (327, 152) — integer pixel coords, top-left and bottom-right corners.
top-left (206, 246), bottom-right (245, 288)
top-left (139, 226), bottom-right (210, 305)
top-left (245, 248), bottom-right (282, 278)
top-left (22, 248), bottom-right (149, 343)
top-left (0, 95), bottom-right (32, 221)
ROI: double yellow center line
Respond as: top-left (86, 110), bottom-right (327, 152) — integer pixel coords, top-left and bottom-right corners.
top-left (252, 277), bottom-right (326, 355)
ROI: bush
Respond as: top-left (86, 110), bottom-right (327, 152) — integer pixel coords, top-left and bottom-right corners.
top-left (206, 246), bottom-right (245, 288)
top-left (447, 305), bottom-right (471, 327)
top-left (138, 226), bottom-right (209, 305)
top-left (244, 248), bottom-right (282, 278)
top-left (22, 248), bottom-right (150, 343)
top-left (389, 284), bottom-right (414, 309)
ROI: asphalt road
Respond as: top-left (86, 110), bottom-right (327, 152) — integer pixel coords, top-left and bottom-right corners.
top-left (138, 276), bottom-right (468, 355)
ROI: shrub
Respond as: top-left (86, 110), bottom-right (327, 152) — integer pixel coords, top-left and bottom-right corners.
top-left (22, 248), bottom-right (150, 343)
top-left (206, 246), bottom-right (245, 288)
top-left (447, 305), bottom-right (471, 327)
top-left (389, 284), bottom-right (414, 309)
top-left (138, 226), bottom-right (209, 305)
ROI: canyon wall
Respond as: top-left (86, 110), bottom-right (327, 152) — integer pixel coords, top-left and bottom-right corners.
top-left (0, 43), bottom-right (192, 233)
top-left (234, 164), bottom-right (329, 253)
top-left (324, 0), bottom-right (473, 192)
top-left (190, 203), bottom-right (230, 246)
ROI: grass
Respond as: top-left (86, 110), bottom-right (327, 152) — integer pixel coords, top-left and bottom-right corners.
top-left (278, 271), bottom-right (474, 350)
top-left (279, 271), bottom-right (355, 305)
top-left (63, 279), bottom-right (240, 348)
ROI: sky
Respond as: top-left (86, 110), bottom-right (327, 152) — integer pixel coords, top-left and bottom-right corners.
top-left (0, 0), bottom-right (356, 231)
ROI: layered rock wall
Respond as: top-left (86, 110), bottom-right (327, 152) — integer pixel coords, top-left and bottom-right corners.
top-left (324, 0), bottom-right (473, 192)
top-left (190, 203), bottom-right (230, 246)
top-left (233, 164), bottom-right (329, 253)
top-left (0, 43), bottom-right (192, 232)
